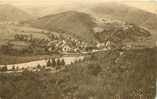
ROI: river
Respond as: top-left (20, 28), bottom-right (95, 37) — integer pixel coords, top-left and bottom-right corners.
top-left (0, 56), bottom-right (84, 70)
top-left (0, 49), bottom-right (108, 70)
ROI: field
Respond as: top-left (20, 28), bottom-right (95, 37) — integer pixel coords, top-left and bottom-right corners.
top-left (0, 24), bottom-right (49, 47)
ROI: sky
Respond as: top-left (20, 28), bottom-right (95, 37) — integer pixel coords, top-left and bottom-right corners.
top-left (0, 0), bottom-right (156, 14)
top-left (0, 0), bottom-right (156, 5)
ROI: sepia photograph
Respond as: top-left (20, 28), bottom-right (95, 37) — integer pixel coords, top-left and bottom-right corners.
top-left (0, 0), bottom-right (156, 99)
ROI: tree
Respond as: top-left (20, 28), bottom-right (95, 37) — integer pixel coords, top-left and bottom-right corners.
top-left (56, 59), bottom-right (61, 70)
top-left (51, 58), bottom-right (56, 67)
top-left (1, 65), bottom-right (8, 72)
top-left (42, 66), bottom-right (46, 69)
top-left (37, 64), bottom-right (41, 69)
top-left (46, 59), bottom-right (51, 67)
top-left (12, 66), bottom-right (15, 71)
top-left (56, 59), bottom-right (61, 66)
top-left (61, 59), bottom-right (65, 65)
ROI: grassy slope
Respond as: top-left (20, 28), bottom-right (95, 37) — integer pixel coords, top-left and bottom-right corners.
top-left (0, 48), bottom-right (156, 99)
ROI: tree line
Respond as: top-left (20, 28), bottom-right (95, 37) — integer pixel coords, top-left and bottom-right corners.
top-left (46, 58), bottom-right (65, 69)
top-left (0, 58), bottom-right (66, 72)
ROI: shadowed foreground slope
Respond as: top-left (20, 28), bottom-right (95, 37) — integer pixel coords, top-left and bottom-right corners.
top-left (0, 48), bottom-right (157, 99)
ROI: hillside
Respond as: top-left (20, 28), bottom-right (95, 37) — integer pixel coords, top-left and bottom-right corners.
top-left (28, 11), bottom-right (97, 42)
top-left (28, 11), bottom-right (152, 47)
top-left (94, 20), bottom-right (152, 48)
top-left (90, 2), bottom-right (157, 33)
top-left (0, 4), bottom-right (32, 22)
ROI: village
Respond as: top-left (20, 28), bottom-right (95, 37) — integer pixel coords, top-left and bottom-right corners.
top-left (0, 28), bottom-right (109, 73)
top-left (0, 28), bottom-right (110, 55)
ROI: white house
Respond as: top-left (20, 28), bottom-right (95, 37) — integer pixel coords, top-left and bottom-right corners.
top-left (96, 43), bottom-right (105, 48)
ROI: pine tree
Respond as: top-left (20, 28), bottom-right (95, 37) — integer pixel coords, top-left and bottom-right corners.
top-left (12, 66), bottom-right (15, 71)
top-left (61, 59), bottom-right (65, 65)
top-left (42, 66), bottom-right (46, 69)
top-left (56, 59), bottom-right (59, 66)
top-left (46, 59), bottom-right (51, 67)
top-left (56, 59), bottom-right (61, 70)
top-left (37, 64), bottom-right (41, 69)
top-left (51, 58), bottom-right (56, 67)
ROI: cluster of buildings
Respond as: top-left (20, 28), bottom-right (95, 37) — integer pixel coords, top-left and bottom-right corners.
top-left (47, 37), bottom-right (92, 53)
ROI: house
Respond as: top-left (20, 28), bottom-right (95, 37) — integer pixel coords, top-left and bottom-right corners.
top-left (106, 40), bottom-right (111, 50)
top-left (96, 43), bottom-right (105, 48)
top-left (74, 48), bottom-right (80, 53)
top-left (62, 45), bottom-right (71, 52)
